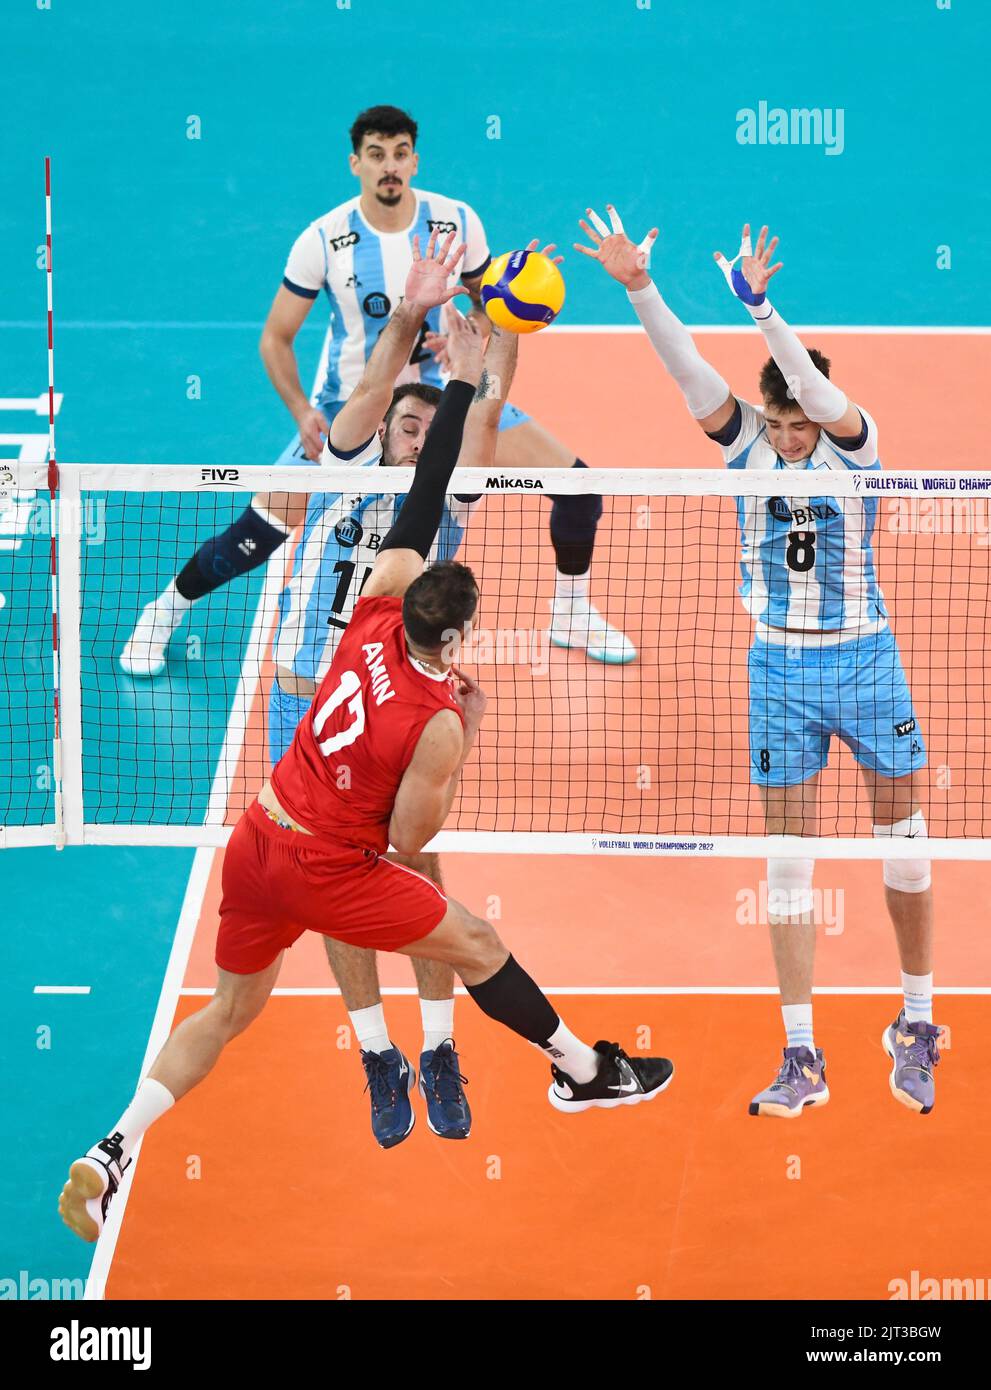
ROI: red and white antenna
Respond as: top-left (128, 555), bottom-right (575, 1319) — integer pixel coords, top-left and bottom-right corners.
top-left (45, 156), bottom-right (66, 850)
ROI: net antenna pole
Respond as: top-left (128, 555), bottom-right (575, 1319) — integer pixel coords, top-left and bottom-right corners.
top-left (44, 156), bottom-right (66, 850)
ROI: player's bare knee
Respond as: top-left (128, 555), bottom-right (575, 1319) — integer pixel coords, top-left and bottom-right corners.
top-left (211, 984), bottom-right (265, 1040)
top-left (458, 912), bottom-right (506, 974)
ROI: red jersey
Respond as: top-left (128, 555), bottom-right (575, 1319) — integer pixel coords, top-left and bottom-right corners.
top-left (270, 595), bottom-right (465, 853)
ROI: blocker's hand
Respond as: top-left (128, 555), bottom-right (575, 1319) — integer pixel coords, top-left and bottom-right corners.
top-left (524, 237), bottom-right (563, 265)
top-left (574, 205), bottom-right (657, 289)
top-left (713, 223), bottom-right (783, 306)
top-left (405, 227), bottom-right (470, 310)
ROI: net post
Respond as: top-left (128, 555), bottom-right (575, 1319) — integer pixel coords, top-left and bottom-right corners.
top-left (56, 465), bottom-right (84, 844)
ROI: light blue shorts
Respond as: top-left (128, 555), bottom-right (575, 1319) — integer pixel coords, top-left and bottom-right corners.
top-left (274, 399), bottom-right (531, 465)
top-left (747, 626), bottom-right (926, 787)
top-left (268, 681), bottom-right (311, 767)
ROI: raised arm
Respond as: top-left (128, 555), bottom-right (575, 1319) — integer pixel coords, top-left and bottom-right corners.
top-left (713, 223), bottom-right (863, 438)
top-left (329, 228), bottom-right (469, 454)
top-left (575, 205), bottom-right (736, 436)
top-left (362, 309), bottom-right (486, 600)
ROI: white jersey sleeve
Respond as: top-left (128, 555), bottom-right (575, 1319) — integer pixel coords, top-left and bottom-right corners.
top-left (821, 407), bottom-right (879, 471)
top-left (283, 225), bottom-right (327, 299)
top-left (714, 399), bottom-right (767, 468)
top-left (322, 431), bottom-right (382, 467)
top-left (461, 201), bottom-right (491, 282)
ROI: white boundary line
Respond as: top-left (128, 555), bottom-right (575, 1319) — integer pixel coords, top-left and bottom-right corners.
top-left (178, 985), bottom-right (991, 997)
top-left (83, 557), bottom-right (285, 1301)
top-left (0, 321), bottom-right (989, 335)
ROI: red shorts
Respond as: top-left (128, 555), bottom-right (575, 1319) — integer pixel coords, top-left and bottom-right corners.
top-left (216, 801), bottom-right (449, 975)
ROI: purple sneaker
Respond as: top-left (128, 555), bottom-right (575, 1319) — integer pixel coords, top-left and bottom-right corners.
top-left (882, 1011), bottom-right (941, 1114)
top-left (749, 1046), bottom-right (829, 1119)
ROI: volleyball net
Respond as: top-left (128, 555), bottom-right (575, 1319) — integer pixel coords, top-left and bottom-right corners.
top-left (2, 459), bottom-right (991, 858)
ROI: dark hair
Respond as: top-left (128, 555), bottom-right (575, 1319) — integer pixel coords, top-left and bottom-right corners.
top-left (384, 383), bottom-right (442, 431)
top-left (350, 105), bottom-right (418, 154)
top-left (760, 349), bottom-right (831, 413)
top-left (403, 561), bottom-right (478, 653)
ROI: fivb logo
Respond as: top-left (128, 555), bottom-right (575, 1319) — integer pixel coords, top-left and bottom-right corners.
top-left (198, 468), bottom-right (241, 487)
top-left (737, 101), bottom-right (845, 157)
top-left (50, 1320), bottom-right (151, 1370)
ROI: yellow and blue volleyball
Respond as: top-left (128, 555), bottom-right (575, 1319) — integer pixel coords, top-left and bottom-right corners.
top-left (480, 250), bottom-right (565, 334)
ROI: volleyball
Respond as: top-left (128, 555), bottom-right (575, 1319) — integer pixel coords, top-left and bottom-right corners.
top-left (480, 250), bottom-right (565, 333)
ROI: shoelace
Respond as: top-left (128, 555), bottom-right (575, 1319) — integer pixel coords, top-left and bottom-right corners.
top-left (769, 1054), bottom-right (812, 1094)
top-left (362, 1053), bottom-right (398, 1113)
top-left (425, 1047), bottom-right (468, 1103)
top-left (899, 1030), bottom-right (941, 1074)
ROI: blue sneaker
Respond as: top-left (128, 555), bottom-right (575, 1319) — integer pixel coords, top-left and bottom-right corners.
top-left (361, 1048), bottom-right (416, 1149)
top-left (882, 1011), bottom-right (941, 1114)
top-left (749, 1046), bottom-right (829, 1118)
top-left (418, 1040), bottom-right (471, 1139)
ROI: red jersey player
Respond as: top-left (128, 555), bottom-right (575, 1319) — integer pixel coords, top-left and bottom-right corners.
top-left (60, 231), bottom-right (674, 1246)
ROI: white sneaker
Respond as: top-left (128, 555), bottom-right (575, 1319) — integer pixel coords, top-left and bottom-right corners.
top-left (549, 598), bottom-right (637, 666)
top-left (59, 1135), bottom-right (130, 1244)
top-left (119, 600), bottom-right (185, 677)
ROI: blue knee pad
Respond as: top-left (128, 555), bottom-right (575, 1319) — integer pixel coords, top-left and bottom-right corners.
top-left (268, 681), bottom-right (311, 766)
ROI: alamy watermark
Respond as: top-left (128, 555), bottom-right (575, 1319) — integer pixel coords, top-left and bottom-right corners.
top-left (441, 625), bottom-right (550, 677)
top-left (737, 101), bottom-right (844, 157)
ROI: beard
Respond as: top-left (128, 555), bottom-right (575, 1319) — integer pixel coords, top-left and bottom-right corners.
top-left (376, 181), bottom-right (402, 206)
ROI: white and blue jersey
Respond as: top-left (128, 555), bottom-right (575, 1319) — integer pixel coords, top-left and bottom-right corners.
top-left (273, 432), bottom-right (481, 688)
top-left (283, 188), bottom-right (489, 408)
top-left (276, 189), bottom-right (528, 457)
top-left (713, 399), bottom-right (925, 786)
top-left (720, 400), bottom-right (886, 638)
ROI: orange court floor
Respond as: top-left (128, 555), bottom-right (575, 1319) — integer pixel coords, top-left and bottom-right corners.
top-left (105, 331), bottom-right (990, 1299)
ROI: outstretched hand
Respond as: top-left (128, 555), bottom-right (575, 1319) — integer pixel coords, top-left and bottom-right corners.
top-left (405, 227), bottom-right (470, 310)
top-left (713, 223), bottom-right (783, 306)
top-left (574, 205), bottom-right (657, 289)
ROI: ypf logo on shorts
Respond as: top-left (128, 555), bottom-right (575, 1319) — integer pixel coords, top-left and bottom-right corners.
top-left (334, 518), bottom-right (364, 547)
top-left (363, 292), bottom-right (391, 319)
top-left (894, 718), bottom-right (917, 737)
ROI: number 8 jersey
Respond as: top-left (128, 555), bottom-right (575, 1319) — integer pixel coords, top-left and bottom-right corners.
top-left (270, 594), bottom-right (466, 853)
top-left (717, 399), bottom-right (887, 638)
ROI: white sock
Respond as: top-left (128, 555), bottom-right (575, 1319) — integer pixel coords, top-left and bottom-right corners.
top-left (902, 971), bottom-right (934, 1025)
top-left (554, 568), bottom-right (590, 607)
top-left (109, 1078), bottom-right (175, 1164)
top-left (420, 997), bottom-right (454, 1053)
top-left (539, 1020), bottom-right (600, 1083)
top-left (349, 1003), bottom-right (392, 1056)
top-left (782, 1003), bottom-right (815, 1052)
top-left (156, 580), bottom-right (193, 617)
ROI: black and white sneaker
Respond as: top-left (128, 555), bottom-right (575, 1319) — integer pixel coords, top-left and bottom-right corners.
top-left (548, 1041), bottom-right (674, 1114)
top-left (58, 1132), bottom-right (131, 1243)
